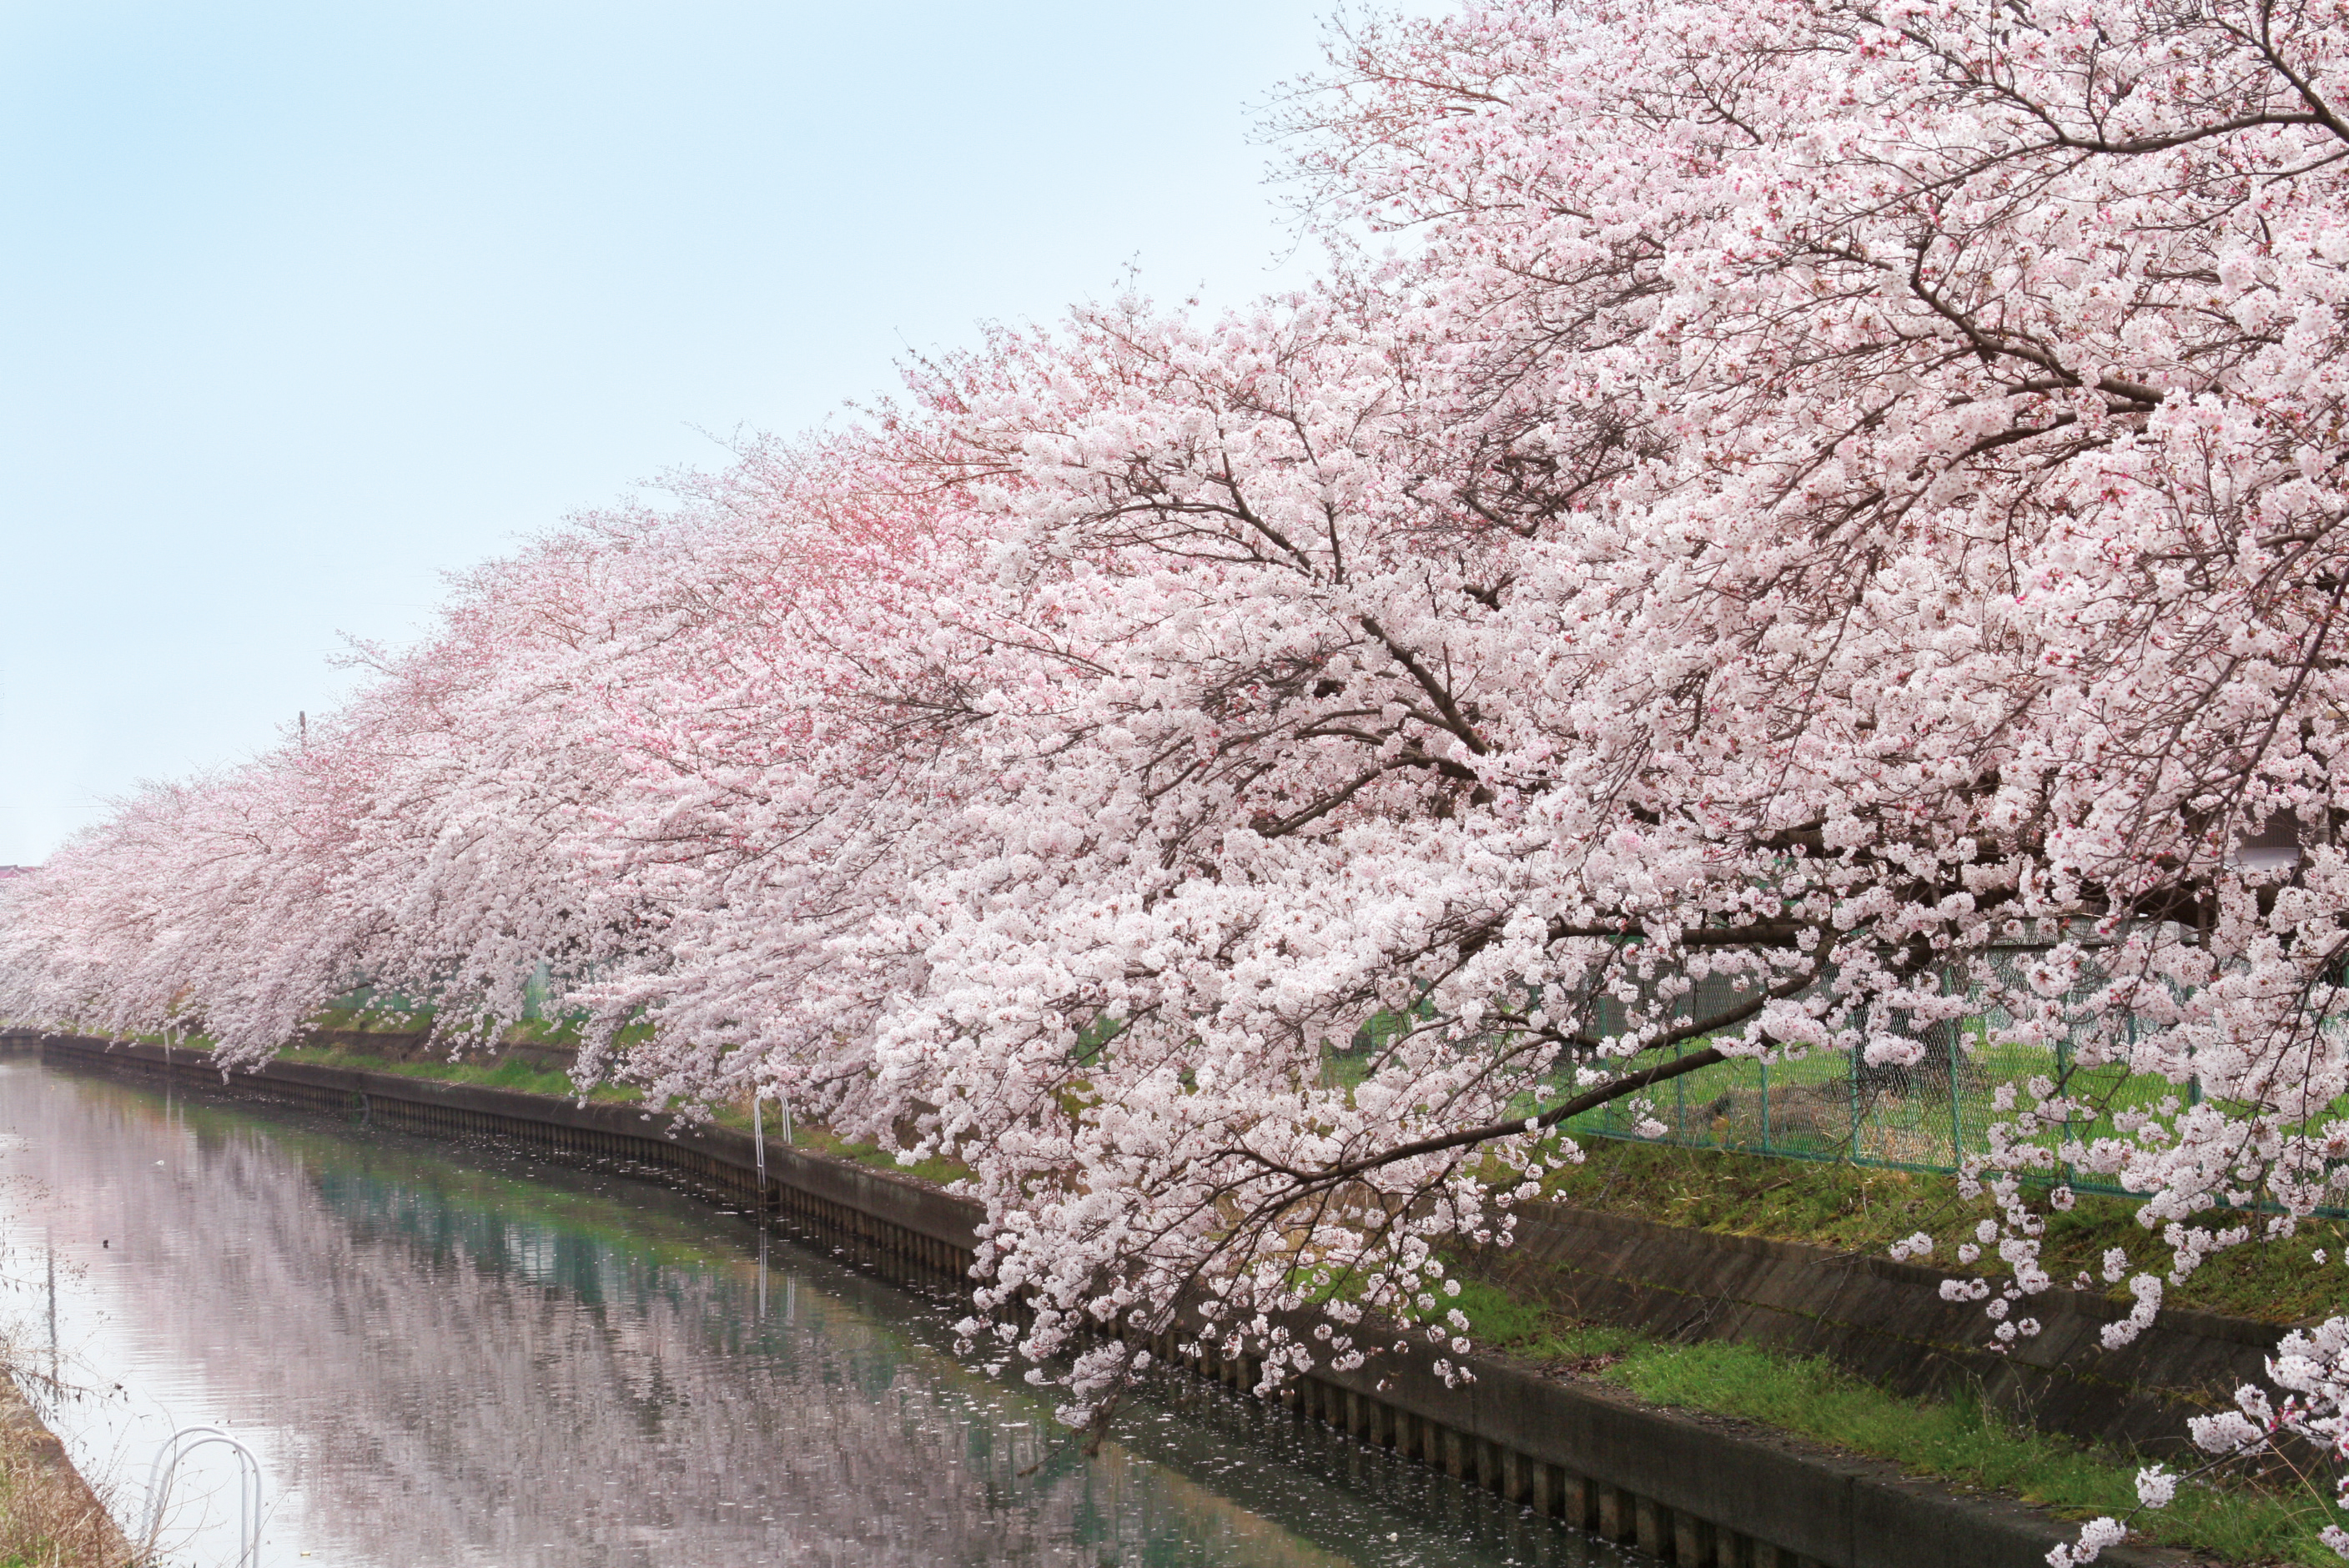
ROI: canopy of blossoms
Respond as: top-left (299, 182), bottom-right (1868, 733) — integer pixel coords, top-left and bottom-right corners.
top-left (8, 1), bottom-right (2349, 1554)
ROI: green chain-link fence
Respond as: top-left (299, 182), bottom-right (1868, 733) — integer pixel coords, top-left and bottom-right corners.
top-left (1559, 947), bottom-right (2196, 1194)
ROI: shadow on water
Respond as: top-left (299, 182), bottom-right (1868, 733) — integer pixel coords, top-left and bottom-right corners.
top-left (0, 1060), bottom-right (1649, 1568)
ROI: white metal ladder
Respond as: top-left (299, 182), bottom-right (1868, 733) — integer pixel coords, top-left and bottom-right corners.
top-left (143, 1425), bottom-right (262, 1567)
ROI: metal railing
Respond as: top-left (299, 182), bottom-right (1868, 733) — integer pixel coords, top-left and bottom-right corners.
top-left (143, 1425), bottom-right (263, 1568)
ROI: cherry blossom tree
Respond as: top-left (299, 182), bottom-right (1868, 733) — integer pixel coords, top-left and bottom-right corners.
top-left (9, 1), bottom-right (2349, 1553)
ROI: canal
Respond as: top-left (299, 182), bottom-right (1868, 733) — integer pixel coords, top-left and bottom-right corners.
top-left (0, 1058), bottom-right (1646, 1567)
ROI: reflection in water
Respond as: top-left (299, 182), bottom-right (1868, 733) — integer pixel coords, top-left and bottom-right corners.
top-left (0, 1062), bottom-right (1642, 1567)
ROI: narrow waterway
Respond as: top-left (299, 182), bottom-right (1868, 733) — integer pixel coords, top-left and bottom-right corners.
top-left (0, 1058), bottom-right (1645, 1568)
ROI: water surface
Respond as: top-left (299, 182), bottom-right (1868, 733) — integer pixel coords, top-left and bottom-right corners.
top-left (0, 1059), bottom-right (1642, 1568)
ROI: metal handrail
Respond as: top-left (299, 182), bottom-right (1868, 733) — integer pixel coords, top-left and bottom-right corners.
top-left (143, 1425), bottom-right (262, 1567)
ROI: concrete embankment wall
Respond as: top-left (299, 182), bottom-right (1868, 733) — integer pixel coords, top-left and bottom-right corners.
top-left (16, 1029), bottom-right (2189, 1568)
top-left (1491, 1204), bottom-right (2281, 1458)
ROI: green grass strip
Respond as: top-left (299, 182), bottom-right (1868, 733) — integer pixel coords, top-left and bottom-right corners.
top-left (273, 1044), bottom-right (644, 1102)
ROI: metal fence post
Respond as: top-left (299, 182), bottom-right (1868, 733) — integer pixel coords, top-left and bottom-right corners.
top-left (2058, 1011), bottom-right (2074, 1184)
top-left (1673, 1037), bottom-right (1687, 1136)
top-left (1947, 1032), bottom-right (1965, 1164)
top-left (1849, 1038), bottom-right (1862, 1157)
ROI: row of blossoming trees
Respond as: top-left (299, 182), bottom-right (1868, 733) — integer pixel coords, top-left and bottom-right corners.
top-left (10, 0), bottom-right (2349, 1552)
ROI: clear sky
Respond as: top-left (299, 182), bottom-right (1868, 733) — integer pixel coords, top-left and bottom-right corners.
top-left (0, 1), bottom-right (1368, 864)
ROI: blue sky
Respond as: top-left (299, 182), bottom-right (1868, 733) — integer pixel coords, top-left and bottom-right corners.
top-left (0, 1), bottom-right (1372, 863)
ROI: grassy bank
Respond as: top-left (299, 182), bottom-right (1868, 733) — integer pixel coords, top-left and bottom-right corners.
top-left (270, 1041), bottom-right (644, 1103)
top-left (1482, 1138), bottom-right (2349, 1560)
top-left (0, 1375), bottom-right (128, 1568)
top-left (182, 1033), bottom-right (983, 1188)
top-left (1441, 1276), bottom-right (2344, 1565)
